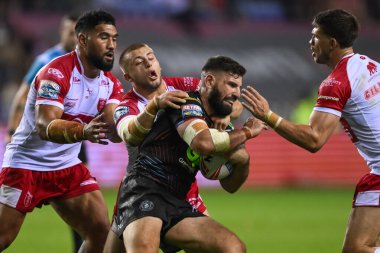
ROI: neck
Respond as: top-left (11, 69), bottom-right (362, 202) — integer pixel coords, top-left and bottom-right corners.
top-left (134, 81), bottom-right (167, 100)
top-left (199, 87), bottom-right (213, 116)
top-left (77, 49), bottom-right (100, 78)
top-left (327, 47), bottom-right (354, 69)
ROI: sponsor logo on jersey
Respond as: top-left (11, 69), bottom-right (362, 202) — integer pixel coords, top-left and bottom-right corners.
top-left (80, 179), bottom-right (98, 186)
top-left (184, 77), bottom-right (197, 87)
top-left (182, 104), bottom-right (203, 119)
top-left (114, 106), bottom-right (130, 122)
top-left (97, 98), bottom-right (107, 112)
top-left (48, 68), bottom-right (64, 78)
top-left (73, 76), bottom-right (80, 84)
top-left (38, 80), bottom-right (61, 99)
top-left (317, 95), bottom-right (339, 101)
top-left (139, 200), bottom-right (154, 211)
top-left (321, 78), bottom-right (341, 87)
top-left (364, 82), bottom-right (380, 100)
top-left (24, 191), bottom-right (33, 208)
top-left (367, 62), bottom-right (377, 76)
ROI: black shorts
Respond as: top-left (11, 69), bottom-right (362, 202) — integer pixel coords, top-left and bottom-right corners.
top-left (111, 175), bottom-right (204, 253)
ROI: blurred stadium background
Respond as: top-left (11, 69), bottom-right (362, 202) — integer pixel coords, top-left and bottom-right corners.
top-left (0, 0), bottom-right (379, 252)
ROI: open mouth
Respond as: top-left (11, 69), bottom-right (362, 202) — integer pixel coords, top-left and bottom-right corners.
top-left (105, 52), bottom-right (114, 61)
top-left (148, 70), bottom-right (158, 80)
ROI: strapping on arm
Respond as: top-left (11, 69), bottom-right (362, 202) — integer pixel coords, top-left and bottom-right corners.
top-left (46, 119), bottom-right (85, 143)
top-left (182, 119), bottom-right (230, 153)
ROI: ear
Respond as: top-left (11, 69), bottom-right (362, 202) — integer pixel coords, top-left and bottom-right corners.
top-left (78, 33), bottom-right (87, 47)
top-left (204, 74), bottom-right (214, 88)
top-left (124, 73), bottom-right (133, 82)
top-left (330, 38), bottom-right (339, 50)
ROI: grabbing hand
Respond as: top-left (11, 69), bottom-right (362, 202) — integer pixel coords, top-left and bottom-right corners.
top-left (155, 90), bottom-right (189, 110)
top-left (211, 115), bottom-right (231, 131)
top-left (83, 113), bottom-right (110, 145)
top-left (242, 117), bottom-right (267, 139)
top-left (241, 86), bottom-right (270, 121)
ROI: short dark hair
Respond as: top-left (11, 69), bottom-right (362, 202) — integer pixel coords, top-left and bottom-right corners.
top-left (75, 10), bottom-right (115, 35)
top-left (312, 9), bottom-right (359, 48)
top-left (119, 43), bottom-right (149, 68)
top-left (64, 13), bottom-right (79, 23)
top-left (202, 56), bottom-right (246, 77)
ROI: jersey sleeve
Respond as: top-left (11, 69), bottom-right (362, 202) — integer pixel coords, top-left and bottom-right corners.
top-left (168, 95), bottom-right (205, 127)
top-left (34, 62), bottom-right (70, 110)
top-left (314, 63), bottom-right (351, 116)
top-left (164, 77), bottom-right (201, 92)
top-left (114, 97), bottom-right (140, 127)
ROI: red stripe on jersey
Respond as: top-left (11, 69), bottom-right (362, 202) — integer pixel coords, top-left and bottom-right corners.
top-left (61, 113), bottom-right (94, 124)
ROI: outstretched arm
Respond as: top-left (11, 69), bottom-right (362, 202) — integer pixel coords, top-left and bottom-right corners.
top-left (242, 86), bottom-right (340, 152)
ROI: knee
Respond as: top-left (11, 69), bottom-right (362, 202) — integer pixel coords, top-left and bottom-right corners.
top-left (223, 235), bottom-right (246, 253)
top-left (0, 234), bottom-right (15, 251)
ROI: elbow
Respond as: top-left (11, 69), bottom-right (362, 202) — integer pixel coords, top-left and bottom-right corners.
top-left (36, 119), bottom-right (48, 140)
top-left (304, 140), bottom-right (323, 153)
top-left (190, 139), bottom-right (215, 156)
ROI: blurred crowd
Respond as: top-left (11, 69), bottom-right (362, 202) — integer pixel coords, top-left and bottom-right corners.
top-left (0, 0), bottom-right (379, 122)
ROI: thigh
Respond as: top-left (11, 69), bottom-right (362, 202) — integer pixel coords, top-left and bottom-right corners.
top-left (0, 203), bottom-right (25, 246)
top-left (123, 216), bottom-right (162, 253)
top-left (343, 207), bottom-right (380, 249)
top-left (50, 190), bottom-right (109, 238)
top-left (165, 216), bottom-right (245, 253)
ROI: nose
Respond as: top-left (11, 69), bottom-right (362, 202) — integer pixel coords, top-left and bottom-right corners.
top-left (108, 38), bottom-right (116, 49)
top-left (234, 87), bottom-right (241, 98)
top-left (309, 38), bottom-right (313, 46)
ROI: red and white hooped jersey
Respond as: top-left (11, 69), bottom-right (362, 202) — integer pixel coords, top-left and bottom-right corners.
top-left (314, 53), bottom-right (380, 175)
top-left (2, 50), bottom-right (124, 171)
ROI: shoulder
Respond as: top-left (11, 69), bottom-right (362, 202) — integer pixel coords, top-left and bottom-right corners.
top-left (163, 76), bottom-right (200, 91)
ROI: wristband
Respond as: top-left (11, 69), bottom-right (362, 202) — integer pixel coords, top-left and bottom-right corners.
top-left (144, 108), bottom-right (156, 118)
top-left (273, 117), bottom-right (283, 129)
top-left (264, 110), bottom-right (273, 123)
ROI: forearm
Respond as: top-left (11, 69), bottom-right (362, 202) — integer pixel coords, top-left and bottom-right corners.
top-left (117, 99), bottom-right (158, 146)
top-left (264, 111), bottom-right (327, 152)
top-left (40, 119), bottom-right (85, 144)
top-left (190, 127), bottom-right (251, 156)
top-left (220, 146), bottom-right (250, 193)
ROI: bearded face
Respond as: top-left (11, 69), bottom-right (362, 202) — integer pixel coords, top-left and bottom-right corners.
top-left (208, 85), bottom-right (234, 117)
top-left (87, 42), bottom-right (114, 71)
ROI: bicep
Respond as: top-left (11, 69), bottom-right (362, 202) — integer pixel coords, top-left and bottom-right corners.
top-left (35, 104), bottom-right (63, 136)
top-left (309, 110), bottom-right (340, 145)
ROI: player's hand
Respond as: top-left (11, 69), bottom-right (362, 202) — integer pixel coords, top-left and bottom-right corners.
top-left (211, 115), bottom-right (231, 130)
top-left (241, 86), bottom-right (270, 121)
top-left (83, 113), bottom-right (110, 145)
top-left (156, 90), bottom-right (189, 109)
top-left (242, 117), bottom-right (267, 139)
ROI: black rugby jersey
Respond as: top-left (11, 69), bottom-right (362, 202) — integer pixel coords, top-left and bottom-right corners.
top-left (129, 91), bottom-right (212, 199)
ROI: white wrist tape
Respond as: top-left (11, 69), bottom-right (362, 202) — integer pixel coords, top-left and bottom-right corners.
top-left (117, 116), bottom-right (143, 145)
top-left (209, 129), bottom-right (230, 152)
